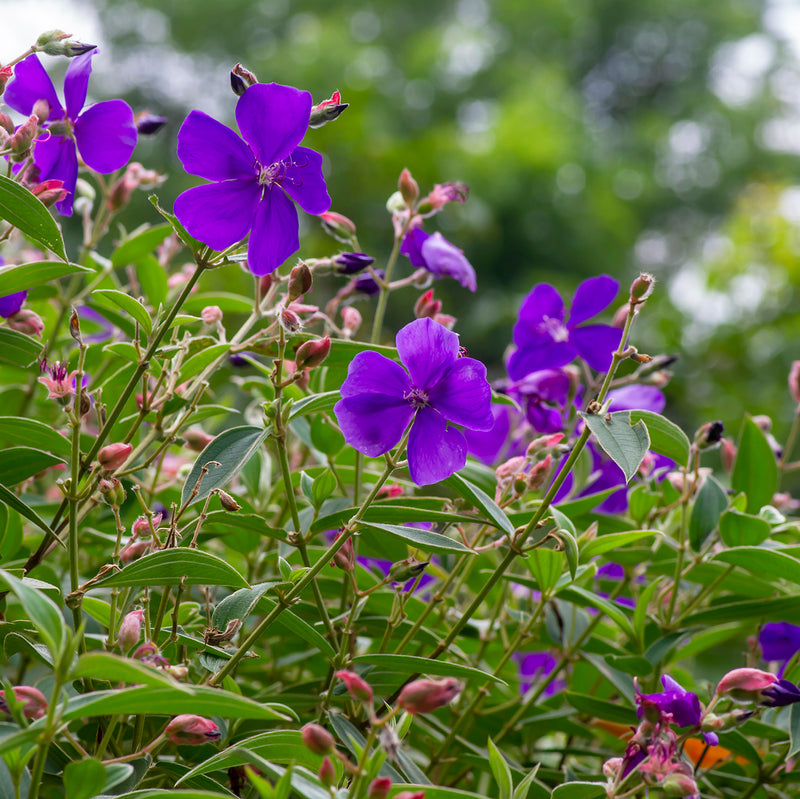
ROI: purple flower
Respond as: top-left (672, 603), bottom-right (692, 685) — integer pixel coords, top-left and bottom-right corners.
top-left (400, 228), bottom-right (476, 291)
top-left (334, 317), bottom-right (493, 486)
top-left (761, 678), bottom-right (800, 708)
top-left (174, 83), bottom-right (331, 276)
top-left (513, 369), bottom-right (571, 434)
top-left (636, 675), bottom-right (701, 728)
top-left (513, 652), bottom-right (564, 697)
top-left (508, 276), bottom-right (622, 379)
top-left (335, 252), bottom-right (375, 274)
top-left (760, 622), bottom-right (800, 674)
top-left (0, 292), bottom-right (25, 318)
top-left (4, 51), bottom-right (137, 216)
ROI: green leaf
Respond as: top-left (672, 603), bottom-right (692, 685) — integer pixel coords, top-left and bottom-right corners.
top-left (102, 342), bottom-right (140, 365)
top-left (633, 577), bottom-right (663, 650)
top-left (288, 391), bottom-right (340, 420)
top-left (87, 549), bottom-right (249, 589)
top-left (0, 569), bottom-right (64, 659)
top-left (683, 595), bottom-right (800, 626)
top-left (719, 509), bottom-right (771, 547)
top-left (309, 414), bottom-right (344, 455)
top-left (550, 783), bottom-right (606, 799)
top-left (487, 738), bottom-right (513, 799)
top-left (0, 417), bottom-right (70, 458)
top-left (628, 409), bottom-right (690, 467)
top-left (71, 652), bottom-right (193, 692)
top-left (111, 224), bottom-right (173, 267)
top-left (60, 685), bottom-right (292, 722)
top-left (182, 292), bottom-right (253, 314)
top-left (0, 484), bottom-right (54, 537)
top-left (579, 411), bottom-right (650, 483)
top-left (352, 654), bottom-right (506, 684)
top-left (525, 548), bottom-right (563, 593)
top-left (0, 261), bottom-right (91, 293)
top-left (563, 692), bottom-right (638, 725)
top-left (93, 289), bottom-right (153, 334)
top-left (444, 472), bottom-right (515, 536)
top-left (711, 547), bottom-right (800, 586)
top-left (732, 416), bottom-right (779, 514)
top-left (64, 758), bottom-right (108, 799)
top-left (0, 447), bottom-right (65, 486)
top-left (149, 194), bottom-right (201, 251)
top-left (256, 598), bottom-right (336, 659)
top-left (581, 530), bottom-right (659, 559)
top-left (549, 511), bottom-right (578, 581)
top-left (0, 328), bottom-right (42, 368)
top-left (311, 470), bottom-right (337, 509)
top-left (179, 343), bottom-right (233, 381)
top-left (357, 521), bottom-right (474, 555)
top-left (0, 174), bottom-right (67, 260)
top-left (137, 254), bottom-right (169, 308)
top-left (181, 425), bottom-right (269, 507)
top-left (790, 704), bottom-right (800, 759)
top-left (514, 765), bottom-right (542, 799)
top-left (558, 585), bottom-right (635, 639)
top-left (689, 475), bottom-right (728, 551)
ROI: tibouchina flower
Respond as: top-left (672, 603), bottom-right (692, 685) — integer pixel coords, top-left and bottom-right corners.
top-left (636, 674), bottom-right (702, 728)
top-left (334, 317), bottom-right (493, 485)
top-left (760, 622), bottom-right (800, 675)
top-left (508, 276), bottom-right (622, 379)
top-left (4, 51), bottom-right (137, 216)
top-left (174, 83), bottom-right (331, 276)
top-left (400, 228), bottom-right (477, 291)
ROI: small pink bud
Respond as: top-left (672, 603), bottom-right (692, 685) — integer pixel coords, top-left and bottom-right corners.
top-left (377, 483), bottom-right (404, 498)
top-left (527, 454), bottom-right (552, 491)
top-left (287, 262), bottom-right (313, 303)
top-left (0, 66), bottom-right (12, 96)
top-left (309, 89), bottom-right (348, 128)
top-left (320, 211), bottom-right (357, 242)
top-left (259, 274), bottom-right (273, 300)
top-left (294, 336), bottom-right (331, 370)
top-left (720, 437), bottom-right (737, 473)
top-left (0, 686), bottom-right (48, 720)
top-left (118, 609), bottom-right (144, 651)
top-left (133, 513), bottom-right (161, 538)
top-left (433, 313), bottom-right (457, 330)
top-left (183, 428), bottom-right (215, 452)
top-left (98, 442), bottom-right (132, 472)
top-left (398, 168), bottom-right (419, 206)
top-left (394, 792), bottom-right (426, 799)
top-left (278, 307), bottom-right (302, 333)
top-left (397, 677), bottom-right (462, 714)
top-left (31, 179), bottom-right (68, 208)
top-left (201, 305), bottom-right (223, 324)
top-left (318, 756), bottom-right (336, 788)
top-left (336, 669), bottom-right (373, 705)
top-left (717, 668), bottom-right (778, 696)
top-left (7, 309), bottom-right (44, 338)
top-left (496, 456), bottom-right (525, 481)
top-left (165, 714), bottom-right (221, 745)
top-left (790, 361), bottom-right (800, 404)
top-left (630, 272), bottom-right (655, 304)
top-left (301, 723), bottom-right (335, 755)
top-left (98, 477), bottom-right (126, 506)
top-left (419, 181), bottom-right (469, 214)
top-left (331, 532), bottom-right (355, 572)
top-left (7, 115), bottom-right (38, 157)
top-left (367, 777), bottom-right (393, 799)
top-left (414, 289), bottom-right (441, 319)
top-left (661, 771), bottom-right (700, 797)
top-left (341, 306), bottom-right (362, 337)
top-left (120, 538), bottom-right (150, 563)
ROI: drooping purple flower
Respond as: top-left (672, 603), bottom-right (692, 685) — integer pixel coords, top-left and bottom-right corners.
top-left (400, 228), bottom-right (476, 291)
top-left (636, 675), bottom-right (702, 728)
top-left (174, 83), bottom-right (331, 276)
top-left (760, 622), bottom-right (800, 675)
top-left (508, 276), bottom-right (622, 379)
top-left (4, 51), bottom-right (137, 216)
top-left (334, 317), bottom-right (493, 486)
top-left (513, 652), bottom-right (564, 696)
top-left (513, 369), bottom-right (571, 434)
top-left (761, 678), bottom-right (800, 708)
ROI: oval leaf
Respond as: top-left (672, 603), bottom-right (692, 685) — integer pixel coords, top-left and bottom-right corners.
top-left (0, 328), bottom-right (42, 368)
top-left (629, 409), bottom-right (690, 467)
top-left (719, 509), bottom-right (771, 547)
top-left (93, 289), bottom-right (153, 334)
top-left (0, 446), bottom-right (65, 486)
top-left (732, 416), bottom-right (779, 514)
top-left (712, 546), bottom-right (800, 587)
top-left (0, 417), bottom-right (71, 458)
top-left (0, 174), bottom-right (67, 260)
top-left (579, 411), bottom-right (650, 483)
top-left (0, 261), bottom-right (91, 293)
top-left (111, 224), bottom-right (172, 267)
top-left (689, 475), bottom-right (728, 551)
top-left (352, 653), bottom-right (506, 684)
top-left (358, 521), bottom-right (474, 555)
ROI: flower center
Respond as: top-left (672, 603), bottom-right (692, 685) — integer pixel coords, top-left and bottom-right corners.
top-left (404, 385), bottom-right (429, 408)
top-left (538, 315), bottom-right (569, 342)
top-left (254, 151), bottom-right (309, 191)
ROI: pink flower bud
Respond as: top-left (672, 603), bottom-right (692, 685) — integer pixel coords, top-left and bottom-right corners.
top-left (331, 532), bottom-right (355, 572)
top-left (318, 756), bottom-right (336, 788)
top-left (789, 361), bottom-right (800, 404)
top-left (527, 454), bottom-right (552, 491)
top-left (301, 723), bottom-right (335, 755)
top-left (7, 309), bottom-right (44, 338)
top-left (398, 168), bottom-right (419, 206)
top-left (496, 456), bottom-right (526, 481)
top-left (433, 313), bottom-right (457, 330)
top-left (118, 609), bottom-right (144, 651)
top-left (394, 792), bottom-right (426, 799)
top-left (201, 305), bottom-right (223, 324)
top-left (367, 777), bottom-right (393, 799)
top-left (341, 306), bottom-right (362, 337)
top-left (98, 442), bottom-right (132, 472)
top-left (716, 668), bottom-right (778, 696)
top-left (7, 115), bottom-right (38, 157)
top-left (336, 669), bottom-right (373, 705)
top-left (120, 538), bottom-right (150, 563)
top-left (0, 66), bottom-right (12, 97)
top-left (661, 771), bottom-right (700, 797)
top-left (320, 211), bottom-right (357, 242)
top-left (419, 181), bottom-right (469, 214)
top-left (183, 428), bottom-right (215, 452)
top-left (0, 686), bottom-right (48, 720)
top-left (98, 477), bottom-right (126, 506)
top-left (397, 677), bottom-right (463, 714)
top-left (720, 437), bottom-right (737, 473)
top-left (630, 272), bottom-right (655, 304)
top-left (310, 90), bottom-right (348, 128)
top-left (294, 336), bottom-right (331, 370)
top-left (287, 262), bottom-right (313, 303)
top-left (414, 289), bottom-right (441, 319)
top-left (31, 179), bottom-right (68, 208)
top-left (165, 714), bottom-right (221, 745)
top-left (279, 307), bottom-right (302, 333)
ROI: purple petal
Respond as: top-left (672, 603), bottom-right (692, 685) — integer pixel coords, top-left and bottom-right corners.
top-left (608, 384), bottom-right (666, 414)
top-left (177, 110), bottom-right (254, 181)
top-left (334, 395), bottom-right (413, 457)
top-left (525, 401), bottom-right (564, 434)
top-left (396, 317), bottom-right (459, 390)
top-left (760, 622), bottom-right (800, 663)
top-left (282, 146), bottom-right (330, 215)
top-left (340, 350), bottom-right (410, 399)
top-left (465, 405), bottom-right (513, 465)
top-left (513, 284), bottom-right (565, 346)
top-left (63, 49), bottom-right (95, 120)
top-left (569, 323), bottom-right (622, 372)
top-left (400, 227), bottom-right (428, 268)
top-left (507, 340), bottom-right (576, 380)
top-left (569, 275), bottom-right (619, 326)
top-left (515, 369), bottom-right (570, 405)
top-left (236, 83), bottom-right (312, 166)
top-left (420, 232), bottom-right (476, 291)
top-left (35, 137), bottom-right (78, 216)
top-left (247, 188), bottom-right (299, 276)
top-left (428, 357), bottom-right (493, 431)
top-left (174, 180), bottom-right (259, 251)
top-left (4, 54), bottom-right (63, 118)
top-left (0, 291), bottom-right (27, 318)
top-left (74, 100), bottom-right (137, 173)
top-left (407, 407), bottom-right (467, 486)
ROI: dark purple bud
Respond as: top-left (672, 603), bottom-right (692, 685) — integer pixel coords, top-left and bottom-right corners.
top-left (230, 62), bottom-right (258, 96)
top-left (694, 420), bottom-right (724, 450)
top-left (353, 269), bottom-right (384, 296)
top-left (134, 111), bottom-right (168, 135)
top-left (761, 678), bottom-right (800, 708)
top-left (334, 252), bottom-right (375, 274)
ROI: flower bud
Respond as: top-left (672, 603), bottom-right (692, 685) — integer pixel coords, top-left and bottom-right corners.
top-left (414, 289), bottom-right (441, 319)
top-left (367, 777), bottom-right (392, 799)
top-left (629, 272), bottom-right (655, 304)
top-left (387, 559), bottom-right (429, 583)
top-left (36, 30), bottom-right (96, 57)
top-left (132, 512), bottom-right (161, 538)
top-left (789, 361), bottom-right (800, 404)
top-left (661, 772), bottom-right (700, 797)
top-left (309, 90), bottom-right (349, 128)
top-left (318, 756), bottom-right (336, 788)
top-left (118, 609), bottom-right (144, 651)
top-left (716, 667), bottom-right (778, 698)
top-left (134, 110), bottom-right (167, 135)
top-left (7, 115), bottom-right (38, 158)
top-left (201, 305), bottom-right (223, 325)
top-left (120, 538), bottom-right (150, 563)
top-left (398, 168), bottom-right (419, 206)
top-left (0, 112), bottom-right (14, 135)
top-left (301, 723), bottom-right (335, 755)
top-left (353, 269), bottom-right (384, 296)
top-left (320, 211), bottom-right (357, 242)
top-left (720, 437), bottom-right (736, 473)
top-left (287, 262), bottom-right (313, 303)
top-left (278, 307), bottom-right (303, 333)
top-left (217, 489), bottom-right (241, 512)
top-left (496, 456), bottom-right (526, 481)
top-left (165, 714), bottom-right (221, 745)
top-left (0, 686), bottom-right (48, 720)
top-left (183, 428), bottom-right (214, 452)
top-left (397, 677), bottom-right (462, 714)
top-left (98, 477), bottom-right (126, 507)
top-left (230, 62), bottom-right (258, 96)
top-left (294, 336), bottom-right (331, 370)
top-left (693, 420), bottom-right (723, 450)
top-left (394, 792), bottom-right (426, 799)
top-left (0, 66), bottom-right (12, 97)
top-left (98, 442), bottom-right (132, 473)
top-left (336, 669), bottom-right (373, 705)
top-left (334, 252), bottom-right (375, 274)
top-left (527, 454), bottom-right (552, 491)
top-left (31, 179), bottom-right (68, 208)
top-left (331, 532), bottom-right (355, 572)
top-left (7, 309), bottom-right (44, 338)
top-left (525, 433), bottom-right (565, 459)
top-left (341, 306), bottom-right (362, 337)
top-left (418, 181), bottom-right (469, 214)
